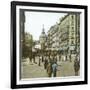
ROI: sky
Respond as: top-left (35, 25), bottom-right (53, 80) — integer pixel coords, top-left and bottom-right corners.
top-left (25, 11), bottom-right (67, 40)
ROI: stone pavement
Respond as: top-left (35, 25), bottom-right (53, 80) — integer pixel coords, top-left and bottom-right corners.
top-left (21, 58), bottom-right (48, 79)
top-left (57, 61), bottom-right (76, 77)
top-left (21, 58), bottom-right (80, 79)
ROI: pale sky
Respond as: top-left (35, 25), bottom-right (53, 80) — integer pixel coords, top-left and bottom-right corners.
top-left (25, 11), bottom-right (67, 40)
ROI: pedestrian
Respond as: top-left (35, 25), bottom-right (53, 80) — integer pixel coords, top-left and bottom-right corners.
top-left (29, 55), bottom-right (32, 63)
top-left (59, 55), bottom-right (61, 61)
top-left (42, 56), bottom-right (44, 62)
top-left (38, 56), bottom-right (41, 66)
top-left (47, 62), bottom-right (52, 77)
top-left (74, 55), bottom-right (80, 76)
top-left (33, 55), bottom-right (36, 64)
top-left (54, 56), bottom-right (57, 63)
top-left (44, 57), bottom-right (48, 69)
top-left (50, 56), bottom-right (54, 65)
top-left (52, 61), bottom-right (58, 77)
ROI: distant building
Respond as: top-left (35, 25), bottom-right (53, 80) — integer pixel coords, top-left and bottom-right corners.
top-left (34, 40), bottom-right (41, 49)
top-left (47, 23), bottom-right (59, 50)
top-left (39, 25), bottom-right (47, 50)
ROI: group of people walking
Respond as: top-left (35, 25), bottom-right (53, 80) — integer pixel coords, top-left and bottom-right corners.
top-left (29, 53), bottom-right (80, 77)
top-left (38, 54), bottom-right (80, 77)
top-left (43, 56), bottom-right (58, 77)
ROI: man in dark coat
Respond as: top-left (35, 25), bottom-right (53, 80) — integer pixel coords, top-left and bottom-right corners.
top-left (74, 55), bottom-right (80, 76)
top-left (47, 62), bottom-right (52, 77)
top-left (44, 58), bottom-right (48, 69)
top-left (52, 61), bottom-right (58, 77)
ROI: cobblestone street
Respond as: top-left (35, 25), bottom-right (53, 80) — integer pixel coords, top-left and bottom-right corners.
top-left (21, 57), bottom-right (80, 79)
top-left (21, 58), bottom-right (48, 78)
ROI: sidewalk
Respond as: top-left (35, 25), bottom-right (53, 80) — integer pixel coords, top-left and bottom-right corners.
top-left (21, 58), bottom-right (79, 79)
top-left (57, 61), bottom-right (79, 77)
top-left (21, 58), bottom-right (48, 79)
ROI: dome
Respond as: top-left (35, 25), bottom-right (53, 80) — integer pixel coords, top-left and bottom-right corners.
top-left (39, 25), bottom-right (47, 43)
top-left (39, 25), bottom-right (47, 39)
top-left (40, 32), bottom-right (47, 38)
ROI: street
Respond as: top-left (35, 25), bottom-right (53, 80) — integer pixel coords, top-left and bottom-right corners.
top-left (21, 58), bottom-right (48, 78)
top-left (21, 57), bottom-right (80, 79)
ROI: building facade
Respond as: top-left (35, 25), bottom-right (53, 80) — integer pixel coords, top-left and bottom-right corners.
top-left (47, 23), bottom-right (59, 50)
top-left (47, 13), bottom-right (80, 61)
top-left (59, 13), bottom-right (80, 61)
top-left (20, 10), bottom-right (25, 58)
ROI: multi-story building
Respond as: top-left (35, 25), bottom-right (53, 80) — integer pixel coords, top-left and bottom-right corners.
top-left (58, 13), bottom-right (80, 61)
top-left (58, 15), bottom-right (69, 57)
top-left (20, 9), bottom-right (25, 42)
top-left (20, 10), bottom-right (26, 58)
top-left (47, 23), bottom-right (59, 50)
top-left (47, 13), bottom-right (80, 61)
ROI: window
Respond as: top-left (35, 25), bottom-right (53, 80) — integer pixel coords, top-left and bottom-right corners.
top-left (72, 32), bottom-right (74, 36)
top-left (71, 15), bottom-right (74, 19)
top-left (71, 40), bottom-right (74, 44)
top-left (71, 15), bottom-right (74, 25)
top-left (72, 27), bottom-right (74, 31)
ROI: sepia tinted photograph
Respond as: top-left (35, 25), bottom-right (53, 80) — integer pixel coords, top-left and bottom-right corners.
top-left (11, 1), bottom-right (87, 89)
top-left (20, 10), bottom-right (80, 79)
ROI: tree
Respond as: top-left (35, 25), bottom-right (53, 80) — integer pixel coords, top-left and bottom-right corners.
top-left (22, 32), bottom-right (33, 58)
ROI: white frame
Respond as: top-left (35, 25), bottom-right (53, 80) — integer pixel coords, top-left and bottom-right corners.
top-left (16, 6), bottom-right (85, 85)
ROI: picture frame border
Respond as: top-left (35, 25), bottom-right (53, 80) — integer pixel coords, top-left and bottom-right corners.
top-left (11, 1), bottom-right (88, 89)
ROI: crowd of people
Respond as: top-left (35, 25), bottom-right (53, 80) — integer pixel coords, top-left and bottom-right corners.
top-left (28, 53), bottom-right (80, 77)
top-left (38, 56), bottom-right (58, 77)
top-left (46, 57), bottom-right (58, 77)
